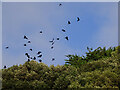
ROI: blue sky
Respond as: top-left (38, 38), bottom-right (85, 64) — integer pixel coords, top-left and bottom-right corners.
top-left (2, 2), bottom-right (118, 68)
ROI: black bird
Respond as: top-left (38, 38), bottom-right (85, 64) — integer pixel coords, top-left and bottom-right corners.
top-left (25, 53), bottom-right (30, 58)
top-left (77, 17), bottom-right (80, 22)
top-left (68, 21), bottom-right (71, 24)
top-left (52, 42), bottom-right (55, 45)
top-left (33, 57), bottom-right (36, 60)
top-left (24, 35), bottom-right (28, 39)
top-left (65, 36), bottom-right (69, 40)
top-left (52, 58), bottom-right (55, 61)
top-left (31, 57), bottom-right (33, 59)
top-left (59, 3), bottom-right (62, 6)
top-left (30, 49), bottom-right (32, 51)
top-left (5, 46), bottom-right (9, 49)
top-left (38, 54), bottom-right (42, 58)
top-left (37, 51), bottom-right (41, 54)
top-left (28, 59), bottom-right (30, 62)
top-left (39, 59), bottom-right (42, 62)
top-left (24, 44), bottom-right (26, 46)
top-left (62, 29), bottom-right (66, 32)
top-left (49, 38), bottom-right (54, 43)
top-left (4, 65), bottom-right (6, 69)
top-left (28, 41), bottom-right (31, 43)
top-left (25, 53), bottom-right (28, 56)
top-left (51, 46), bottom-right (54, 49)
top-left (57, 38), bottom-right (59, 40)
top-left (40, 31), bottom-right (42, 33)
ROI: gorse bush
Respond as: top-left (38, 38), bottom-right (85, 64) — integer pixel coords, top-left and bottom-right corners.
top-left (1, 46), bottom-right (120, 89)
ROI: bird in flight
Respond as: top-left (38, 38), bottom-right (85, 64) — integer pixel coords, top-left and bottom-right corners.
top-left (24, 35), bottom-right (28, 40)
top-left (57, 38), bottom-right (59, 40)
top-left (39, 59), bottom-right (42, 62)
top-left (77, 17), bottom-right (80, 22)
top-left (49, 38), bottom-right (54, 43)
top-left (5, 46), bottom-right (9, 49)
top-left (62, 29), bottom-right (66, 32)
top-left (28, 41), bottom-right (31, 43)
top-left (38, 54), bottom-right (42, 58)
top-left (59, 3), bottom-right (62, 6)
top-left (25, 53), bottom-right (30, 58)
top-left (30, 49), bottom-right (32, 51)
top-left (68, 21), bottom-right (71, 24)
top-left (51, 46), bottom-right (54, 49)
top-left (37, 51), bottom-right (41, 55)
top-left (52, 58), bottom-right (55, 61)
top-left (4, 65), bottom-right (6, 69)
top-left (24, 44), bottom-right (27, 46)
top-left (65, 36), bottom-right (69, 40)
top-left (52, 42), bottom-right (55, 45)
top-left (33, 57), bottom-right (36, 60)
top-left (40, 31), bottom-right (42, 33)
top-left (28, 59), bottom-right (30, 62)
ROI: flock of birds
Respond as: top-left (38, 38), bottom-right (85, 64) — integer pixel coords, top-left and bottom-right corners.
top-left (3, 3), bottom-right (80, 69)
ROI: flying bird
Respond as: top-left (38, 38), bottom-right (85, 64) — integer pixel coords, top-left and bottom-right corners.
top-left (24, 44), bottom-right (27, 46)
top-left (52, 42), bottom-right (55, 45)
top-left (77, 17), bottom-right (80, 22)
top-left (49, 38), bottom-right (54, 43)
top-left (25, 53), bottom-right (30, 58)
top-left (30, 49), bottom-right (32, 51)
top-left (62, 29), bottom-right (66, 32)
top-left (65, 36), bottom-right (69, 40)
top-left (51, 46), bottom-right (54, 49)
top-left (33, 57), bottom-right (36, 60)
top-left (57, 38), bottom-right (59, 40)
top-left (5, 46), bottom-right (9, 49)
top-left (40, 31), bottom-right (42, 33)
top-left (28, 41), bottom-right (31, 43)
top-left (59, 3), bottom-right (62, 6)
top-left (4, 65), bottom-right (6, 69)
top-left (39, 60), bottom-right (42, 62)
top-left (38, 54), bottom-right (42, 58)
top-left (68, 21), bottom-right (71, 24)
top-left (37, 51), bottom-right (41, 54)
top-left (52, 58), bottom-right (55, 61)
top-left (24, 35), bottom-right (28, 39)
top-left (28, 59), bottom-right (30, 62)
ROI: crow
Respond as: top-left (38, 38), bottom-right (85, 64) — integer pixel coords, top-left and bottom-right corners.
top-left (4, 65), bottom-right (6, 69)
top-left (68, 21), bottom-right (71, 24)
top-left (37, 51), bottom-right (41, 54)
top-left (24, 35), bottom-right (28, 39)
top-left (62, 29), bottom-right (66, 32)
top-left (40, 31), bottom-right (42, 33)
top-left (28, 41), bottom-right (31, 43)
top-left (59, 3), bottom-right (62, 6)
top-left (5, 46), bottom-right (9, 49)
top-left (38, 54), bottom-right (42, 58)
top-left (52, 42), bottom-right (55, 45)
top-left (25, 53), bottom-right (30, 58)
top-left (77, 17), bottom-right (80, 22)
top-left (24, 44), bottom-right (27, 46)
top-left (33, 57), bottom-right (36, 60)
top-left (51, 46), bottom-right (54, 49)
top-left (52, 58), bottom-right (55, 61)
top-left (30, 49), bottom-right (32, 51)
top-left (57, 38), bottom-right (59, 40)
top-left (49, 38), bottom-right (54, 43)
top-left (65, 36), bottom-right (69, 40)
top-left (39, 59), bottom-right (42, 62)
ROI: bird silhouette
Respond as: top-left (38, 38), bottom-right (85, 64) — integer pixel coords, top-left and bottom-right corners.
top-left (31, 57), bottom-right (33, 59)
top-left (37, 51), bottom-right (41, 54)
top-left (51, 46), bottom-right (54, 49)
top-left (59, 3), bottom-right (62, 6)
top-left (49, 38), bottom-right (54, 43)
top-left (24, 35), bottom-right (28, 39)
top-left (5, 46), bottom-right (9, 49)
top-left (28, 59), bottom-right (30, 62)
top-left (38, 54), bottom-right (42, 58)
top-left (33, 57), bottom-right (36, 60)
top-left (25, 53), bottom-right (30, 58)
top-left (77, 17), bottom-right (80, 22)
top-left (57, 38), bottom-right (59, 40)
top-left (30, 49), bottom-right (32, 51)
top-left (65, 36), bottom-right (69, 40)
top-left (4, 65), bottom-right (6, 69)
top-left (28, 41), bottom-right (31, 43)
top-left (62, 29), bottom-right (66, 32)
top-left (24, 44), bottom-right (27, 46)
top-left (39, 59), bottom-right (42, 62)
top-left (68, 21), bottom-right (71, 24)
top-left (40, 31), bottom-right (42, 33)
top-left (52, 42), bottom-right (55, 45)
top-left (52, 58), bottom-right (55, 61)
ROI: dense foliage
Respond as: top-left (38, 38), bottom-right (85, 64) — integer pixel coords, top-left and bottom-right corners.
top-left (1, 46), bottom-right (120, 89)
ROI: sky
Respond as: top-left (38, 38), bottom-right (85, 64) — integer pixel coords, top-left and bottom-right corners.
top-left (2, 2), bottom-right (118, 68)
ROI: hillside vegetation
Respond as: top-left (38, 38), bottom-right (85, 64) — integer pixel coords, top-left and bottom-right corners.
top-left (1, 46), bottom-right (120, 89)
